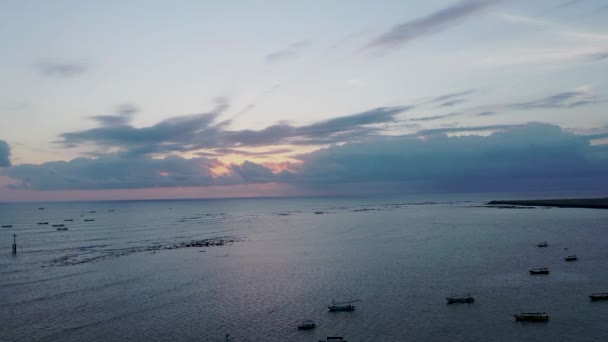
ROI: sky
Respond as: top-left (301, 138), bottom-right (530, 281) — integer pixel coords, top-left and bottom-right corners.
top-left (1, 0), bottom-right (608, 202)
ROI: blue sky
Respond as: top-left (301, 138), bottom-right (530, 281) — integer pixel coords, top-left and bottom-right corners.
top-left (1, 0), bottom-right (607, 201)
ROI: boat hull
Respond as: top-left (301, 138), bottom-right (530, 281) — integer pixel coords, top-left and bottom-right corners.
top-left (590, 295), bottom-right (608, 301)
top-left (514, 314), bottom-right (549, 322)
top-left (446, 297), bottom-right (474, 304)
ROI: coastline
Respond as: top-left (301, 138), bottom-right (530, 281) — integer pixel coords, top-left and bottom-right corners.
top-left (487, 198), bottom-right (608, 209)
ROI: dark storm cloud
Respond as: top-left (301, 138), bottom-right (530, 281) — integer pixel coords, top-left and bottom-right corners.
top-left (38, 61), bottom-right (88, 78)
top-left (4, 123), bottom-right (608, 192)
top-left (367, 0), bottom-right (498, 50)
top-left (0, 139), bottom-right (11, 167)
top-left (230, 161), bottom-right (275, 183)
top-left (291, 123), bottom-right (608, 192)
top-left (265, 40), bottom-right (311, 63)
top-left (3, 156), bottom-right (232, 190)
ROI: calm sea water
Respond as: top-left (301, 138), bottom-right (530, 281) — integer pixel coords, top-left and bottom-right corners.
top-left (1, 193), bottom-right (608, 341)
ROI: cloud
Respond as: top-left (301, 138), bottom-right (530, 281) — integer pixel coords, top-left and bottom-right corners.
top-left (436, 99), bottom-right (468, 108)
top-left (508, 89), bottom-right (601, 110)
top-left (367, 0), bottom-right (498, 50)
top-left (290, 123), bottom-right (608, 192)
top-left (430, 89), bottom-right (475, 103)
top-left (38, 61), bottom-right (88, 78)
top-left (3, 155), bottom-right (233, 190)
top-left (409, 112), bottom-right (461, 122)
top-left (0, 140), bottom-right (10, 167)
top-left (58, 104), bottom-right (412, 156)
top-left (265, 40), bottom-right (311, 63)
top-left (5, 123), bottom-right (608, 193)
top-left (230, 161), bottom-right (276, 183)
top-left (589, 51), bottom-right (608, 61)
top-left (90, 104), bottom-right (138, 127)
top-left (211, 148), bottom-right (293, 157)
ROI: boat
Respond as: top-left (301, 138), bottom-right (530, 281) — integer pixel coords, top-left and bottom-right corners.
top-left (52, 224), bottom-right (65, 227)
top-left (589, 293), bottom-right (608, 301)
top-left (84, 219), bottom-right (95, 222)
top-left (297, 320), bottom-right (316, 330)
top-left (56, 227), bottom-right (68, 231)
top-left (37, 222), bottom-right (49, 225)
top-left (89, 211), bottom-right (96, 213)
top-left (529, 267), bottom-right (549, 275)
top-left (564, 255), bottom-right (578, 261)
top-left (38, 207), bottom-right (45, 210)
top-left (2, 225), bottom-right (12, 228)
top-left (319, 338), bottom-right (347, 342)
top-left (514, 312), bottom-right (549, 322)
top-left (536, 241), bottom-right (548, 247)
top-left (446, 294), bottom-right (475, 304)
top-left (64, 219), bottom-right (74, 222)
top-left (328, 299), bottom-right (359, 312)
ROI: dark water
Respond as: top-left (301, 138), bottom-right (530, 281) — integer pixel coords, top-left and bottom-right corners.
top-left (1, 193), bottom-right (608, 341)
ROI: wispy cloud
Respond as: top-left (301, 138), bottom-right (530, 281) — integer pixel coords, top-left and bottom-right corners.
top-left (265, 40), bottom-right (311, 63)
top-left (409, 112), bottom-right (461, 122)
top-left (508, 88), bottom-right (601, 110)
top-left (38, 61), bottom-right (89, 78)
top-left (430, 89), bottom-right (475, 103)
top-left (90, 104), bottom-right (138, 127)
top-left (436, 99), bottom-right (468, 108)
top-left (475, 111), bottom-right (497, 116)
top-left (57, 103), bottom-right (413, 157)
top-left (367, 0), bottom-right (498, 51)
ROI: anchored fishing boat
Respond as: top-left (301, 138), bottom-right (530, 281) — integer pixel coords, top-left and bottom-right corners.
top-left (84, 219), bottom-right (95, 222)
top-left (56, 227), bottom-right (68, 231)
top-left (529, 267), bottom-right (549, 275)
top-left (564, 255), bottom-right (578, 261)
top-left (297, 320), bottom-right (316, 330)
top-left (446, 294), bottom-right (475, 304)
top-left (514, 312), bottom-right (549, 322)
top-left (536, 241), bottom-right (548, 247)
top-left (2, 225), bottom-right (12, 228)
top-left (328, 299), bottom-right (359, 312)
top-left (52, 224), bottom-right (65, 227)
top-left (319, 337), bottom-right (347, 342)
top-left (37, 222), bottom-right (49, 225)
top-left (589, 293), bottom-right (608, 301)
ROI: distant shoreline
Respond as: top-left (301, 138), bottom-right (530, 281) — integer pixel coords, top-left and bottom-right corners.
top-left (488, 198), bottom-right (608, 209)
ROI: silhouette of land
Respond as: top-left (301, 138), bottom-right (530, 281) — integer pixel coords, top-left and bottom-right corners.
top-left (488, 198), bottom-right (608, 209)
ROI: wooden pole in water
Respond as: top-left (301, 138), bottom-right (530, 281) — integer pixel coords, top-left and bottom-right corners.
top-left (12, 234), bottom-right (17, 254)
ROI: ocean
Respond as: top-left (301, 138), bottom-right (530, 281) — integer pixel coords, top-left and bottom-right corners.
top-left (1, 193), bottom-right (607, 341)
